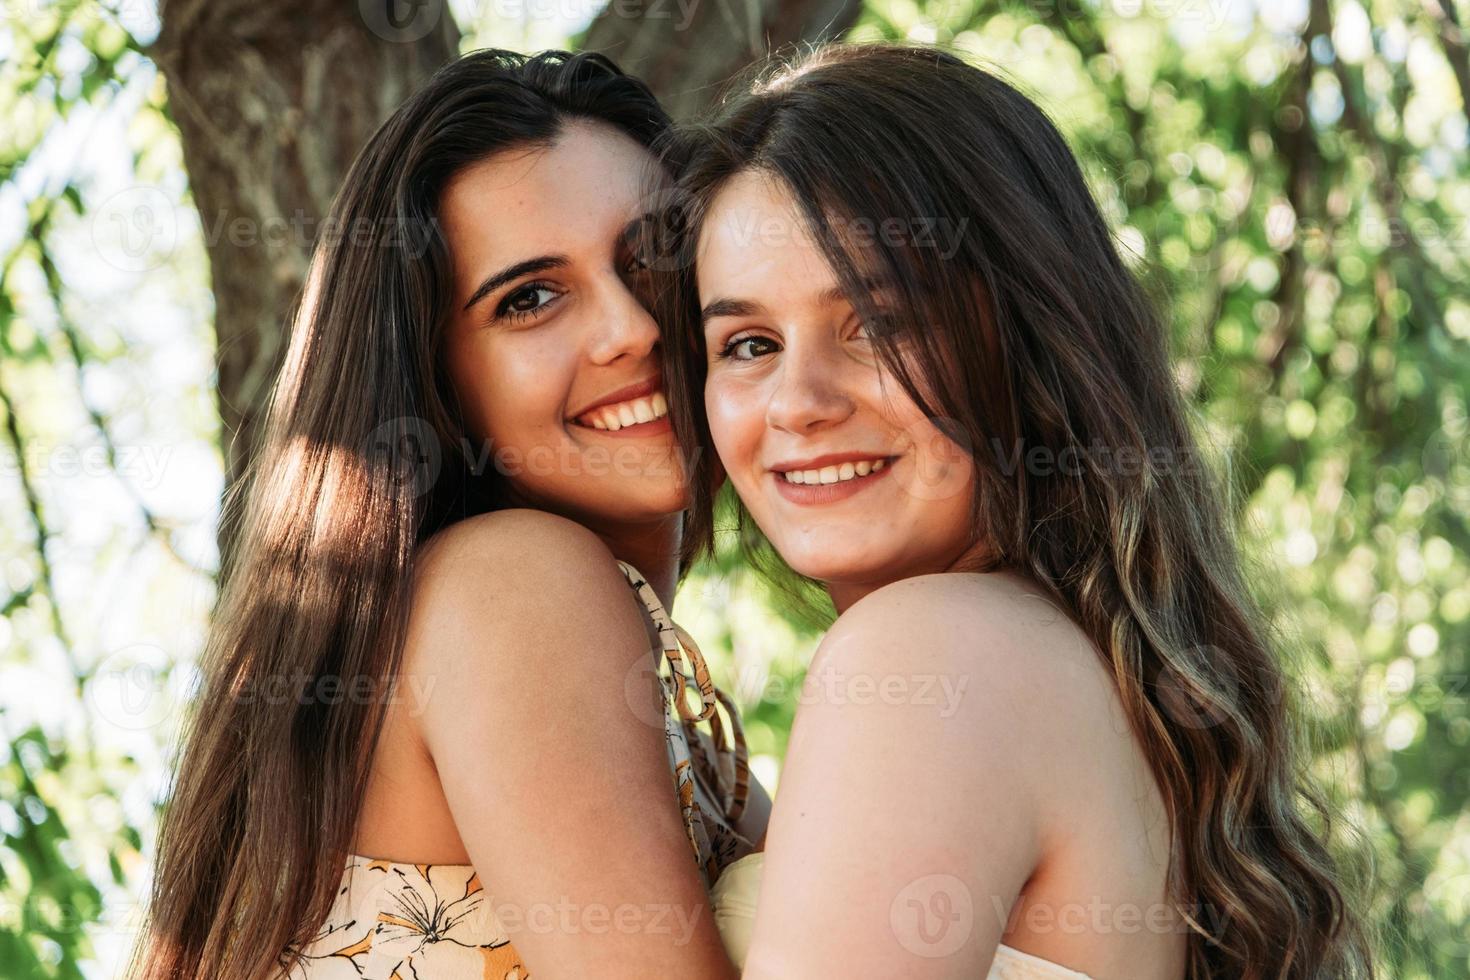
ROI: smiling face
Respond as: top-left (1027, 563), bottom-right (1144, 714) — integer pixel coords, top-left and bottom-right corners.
top-left (697, 171), bottom-right (980, 611)
top-left (439, 119), bottom-right (684, 531)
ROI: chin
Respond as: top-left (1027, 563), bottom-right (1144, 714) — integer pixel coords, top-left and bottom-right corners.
top-left (781, 546), bottom-right (888, 586)
top-left (609, 483), bottom-right (688, 522)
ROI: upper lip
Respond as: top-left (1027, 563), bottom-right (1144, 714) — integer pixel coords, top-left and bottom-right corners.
top-left (769, 451), bottom-right (895, 473)
top-left (570, 374), bottom-right (663, 419)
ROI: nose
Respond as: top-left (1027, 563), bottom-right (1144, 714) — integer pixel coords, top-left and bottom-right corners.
top-left (586, 273), bottom-right (660, 367)
top-left (765, 338), bottom-right (855, 435)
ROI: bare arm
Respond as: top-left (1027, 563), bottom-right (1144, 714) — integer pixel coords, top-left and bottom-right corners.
top-left (406, 509), bottom-right (738, 979)
top-left (740, 574), bottom-right (1087, 979)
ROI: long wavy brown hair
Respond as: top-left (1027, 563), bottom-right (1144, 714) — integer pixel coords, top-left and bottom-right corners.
top-left (657, 43), bottom-right (1376, 979)
top-left (127, 49), bottom-right (673, 980)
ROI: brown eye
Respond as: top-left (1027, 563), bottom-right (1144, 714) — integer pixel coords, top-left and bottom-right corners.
top-left (496, 283), bottom-right (559, 321)
top-left (719, 336), bottom-right (780, 361)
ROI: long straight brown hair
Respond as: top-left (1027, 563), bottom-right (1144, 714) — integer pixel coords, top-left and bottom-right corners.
top-left (658, 43), bottom-right (1376, 979)
top-left (128, 49), bottom-right (672, 980)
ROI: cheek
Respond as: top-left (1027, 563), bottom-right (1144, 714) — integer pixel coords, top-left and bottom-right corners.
top-left (877, 384), bottom-right (978, 515)
top-left (464, 335), bottom-right (576, 446)
top-left (704, 375), bottom-right (764, 472)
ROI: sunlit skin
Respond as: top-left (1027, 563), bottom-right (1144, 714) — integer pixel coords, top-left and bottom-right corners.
top-left (687, 172), bottom-right (1181, 975)
top-left (698, 170), bottom-right (985, 614)
top-left (356, 122), bottom-right (774, 919)
top-left (439, 119), bottom-right (685, 604)
top-left (696, 171), bottom-right (1184, 979)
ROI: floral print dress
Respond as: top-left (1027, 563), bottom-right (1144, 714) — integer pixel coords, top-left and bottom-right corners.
top-left (280, 560), bottom-right (754, 980)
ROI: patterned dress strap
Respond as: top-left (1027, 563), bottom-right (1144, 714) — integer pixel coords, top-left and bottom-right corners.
top-left (616, 560), bottom-right (751, 826)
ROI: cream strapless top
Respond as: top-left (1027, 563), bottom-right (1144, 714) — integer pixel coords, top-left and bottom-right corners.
top-left (710, 852), bottom-right (1095, 979)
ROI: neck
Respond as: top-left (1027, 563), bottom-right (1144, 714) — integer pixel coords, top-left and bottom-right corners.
top-left (591, 513), bottom-right (684, 611)
top-left (826, 535), bottom-right (995, 617)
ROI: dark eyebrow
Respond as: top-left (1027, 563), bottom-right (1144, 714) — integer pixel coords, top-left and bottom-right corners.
top-left (821, 276), bottom-right (891, 305)
top-left (461, 255), bottom-right (569, 312)
top-left (702, 277), bottom-right (891, 325)
top-left (701, 298), bottom-right (764, 325)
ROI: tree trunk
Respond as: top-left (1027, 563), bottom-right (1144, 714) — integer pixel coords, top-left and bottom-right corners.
top-left (150, 0), bottom-right (460, 563)
top-left (153, 0), bottom-right (859, 567)
top-left (581, 0), bottom-right (863, 120)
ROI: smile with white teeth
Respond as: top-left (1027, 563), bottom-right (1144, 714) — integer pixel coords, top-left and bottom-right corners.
top-left (778, 458), bottom-right (890, 485)
top-left (575, 391), bottom-right (669, 430)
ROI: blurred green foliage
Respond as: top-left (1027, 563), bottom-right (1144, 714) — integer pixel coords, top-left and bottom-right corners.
top-left (1, 0), bottom-right (1466, 977)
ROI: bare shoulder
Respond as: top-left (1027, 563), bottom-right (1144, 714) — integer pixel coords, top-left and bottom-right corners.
top-left (415, 507), bottom-right (621, 588)
top-left (402, 508), bottom-right (650, 694)
top-left (811, 570), bottom-right (1130, 778)
top-left (820, 571), bottom-right (1109, 698)
top-left (411, 509), bottom-right (639, 623)
top-left (384, 510), bottom-right (740, 977)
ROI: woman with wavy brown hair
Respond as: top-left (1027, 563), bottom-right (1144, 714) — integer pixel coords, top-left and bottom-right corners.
top-left (128, 49), bottom-right (767, 980)
top-left (657, 43), bottom-right (1375, 979)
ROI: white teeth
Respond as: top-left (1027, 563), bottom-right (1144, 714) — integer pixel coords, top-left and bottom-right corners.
top-left (577, 391), bottom-right (669, 430)
top-left (779, 459), bottom-right (889, 485)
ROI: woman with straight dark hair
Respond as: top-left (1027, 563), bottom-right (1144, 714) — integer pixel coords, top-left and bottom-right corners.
top-left (128, 49), bottom-right (766, 980)
top-left (655, 43), bottom-right (1375, 979)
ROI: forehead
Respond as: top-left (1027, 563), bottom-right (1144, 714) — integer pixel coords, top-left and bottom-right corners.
top-left (695, 170), bottom-right (838, 308)
top-left (439, 118), bottom-right (658, 273)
